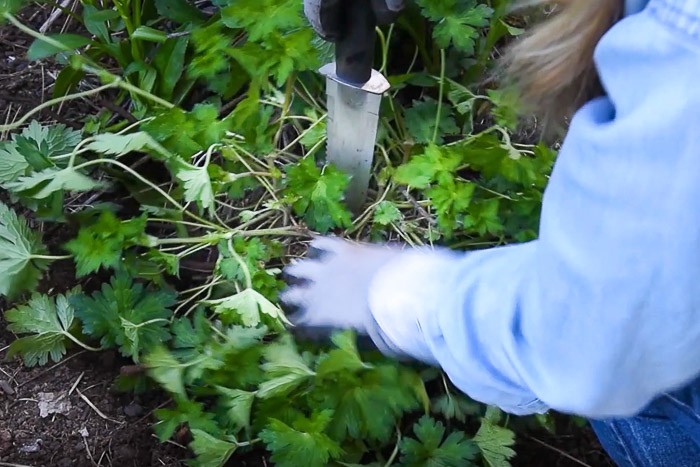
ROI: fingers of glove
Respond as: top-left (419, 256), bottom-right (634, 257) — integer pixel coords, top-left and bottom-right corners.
top-left (283, 258), bottom-right (327, 283)
top-left (308, 235), bottom-right (352, 255)
top-left (279, 284), bottom-right (308, 311)
top-left (303, 0), bottom-right (343, 41)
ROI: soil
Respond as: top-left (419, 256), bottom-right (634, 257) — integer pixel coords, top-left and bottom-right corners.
top-left (0, 4), bottom-right (615, 467)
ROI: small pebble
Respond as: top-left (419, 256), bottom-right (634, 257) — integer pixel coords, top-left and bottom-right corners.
top-left (0, 380), bottom-right (14, 396)
top-left (123, 402), bottom-right (144, 418)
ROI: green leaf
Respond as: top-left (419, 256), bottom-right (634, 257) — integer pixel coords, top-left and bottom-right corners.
top-left (153, 399), bottom-right (220, 442)
top-left (220, 0), bottom-right (303, 41)
top-left (473, 416), bottom-right (516, 467)
top-left (260, 410), bottom-right (344, 467)
top-left (142, 104), bottom-right (231, 157)
top-left (394, 144), bottom-right (461, 189)
top-left (154, 0), bottom-right (206, 25)
top-left (0, 0), bottom-right (24, 18)
top-left (429, 180), bottom-right (475, 235)
top-left (82, 5), bottom-right (119, 43)
top-left (218, 236), bottom-right (272, 282)
top-left (144, 345), bottom-right (186, 398)
top-left (216, 386), bottom-right (255, 430)
top-left (417, 0), bottom-right (493, 55)
top-left (283, 156), bottom-right (351, 233)
top-left (174, 162), bottom-right (215, 215)
top-left (5, 166), bottom-right (103, 200)
top-left (399, 415), bottom-right (479, 467)
top-left (316, 331), bottom-right (368, 378)
top-left (0, 142), bottom-right (29, 183)
top-left (11, 121), bottom-right (82, 170)
top-left (373, 201), bottom-right (402, 226)
top-left (208, 288), bottom-right (290, 329)
top-left (0, 202), bottom-right (51, 298)
top-left (27, 33), bottom-right (91, 60)
top-left (132, 25), bottom-right (167, 43)
top-left (85, 131), bottom-right (155, 156)
top-left (188, 430), bottom-right (238, 467)
top-left (5, 292), bottom-right (79, 366)
top-left (431, 392), bottom-right (482, 423)
top-left (153, 34), bottom-right (189, 100)
top-left (228, 29), bottom-right (319, 87)
top-left (486, 88), bottom-right (521, 130)
top-left (257, 336), bottom-right (314, 398)
top-left (70, 273), bottom-right (176, 361)
top-left (317, 365), bottom-right (420, 443)
top-left (404, 98), bottom-right (459, 145)
top-left (52, 66), bottom-right (85, 99)
top-left (171, 311), bottom-right (210, 350)
top-left (64, 211), bottom-right (148, 277)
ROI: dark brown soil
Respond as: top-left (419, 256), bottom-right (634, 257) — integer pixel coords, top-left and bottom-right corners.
top-left (0, 334), bottom-right (186, 466)
top-left (0, 3), bottom-right (615, 467)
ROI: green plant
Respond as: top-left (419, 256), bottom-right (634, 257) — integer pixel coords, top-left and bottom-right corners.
top-left (0, 0), bottom-right (559, 465)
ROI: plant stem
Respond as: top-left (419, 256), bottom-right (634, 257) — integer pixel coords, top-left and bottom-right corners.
top-left (156, 235), bottom-right (220, 246)
top-left (149, 219), bottom-right (214, 231)
top-left (114, 77), bottom-right (174, 109)
top-left (3, 12), bottom-right (79, 53)
top-left (238, 227), bottom-right (308, 238)
top-left (273, 75), bottom-right (296, 148)
top-left (132, 318), bottom-right (170, 328)
top-left (0, 83), bottom-right (117, 132)
top-left (384, 429), bottom-right (402, 467)
top-left (30, 254), bottom-right (72, 261)
top-left (377, 26), bottom-right (389, 74)
top-left (227, 237), bottom-right (252, 290)
top-left (432, 48), bottom-right (447, 144)
top-left (235, 438), bottom-right (261, 448)
top-left (72, 158), bottom-right (220, 230)
top-left (63, 332), bottom-right (102, 352)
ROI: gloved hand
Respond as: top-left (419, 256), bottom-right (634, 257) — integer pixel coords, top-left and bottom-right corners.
top-left (303, 0), bottom-right (405, 42)
top-left (280, 236), bottom-right (407, 358)
top-left (280, 236), bottom-right (456, 364)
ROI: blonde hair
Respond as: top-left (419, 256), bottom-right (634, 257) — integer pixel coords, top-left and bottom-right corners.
top-left (500, 0), bottom-right (624, 132)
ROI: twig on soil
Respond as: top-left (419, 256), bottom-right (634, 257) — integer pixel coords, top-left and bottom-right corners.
top-left (96, 450), bottom-right (109, 467)
top-left (75, 388), bottom-right (124, 425)
top-left (0, 462), bottom-right (35, 467)
top-left (132, 398), bottom-right (173, 426)
top-left (82, 434), bottom-right (98, 467)
top-left (525, 435), bottom-right (593, 467)
top-left (0, 365), bottom-right (16, 385)
top-left (68, 371), bottom-right (85, 396)
top-left (39, 0), bottom-right (73, 34)
top-left (151, 434), bottom-right (187, 450)
top-left (17, 350), bottom-right (86, 388)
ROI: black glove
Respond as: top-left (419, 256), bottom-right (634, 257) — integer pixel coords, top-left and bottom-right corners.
top-left (303, 0), bottom-right (405, 42)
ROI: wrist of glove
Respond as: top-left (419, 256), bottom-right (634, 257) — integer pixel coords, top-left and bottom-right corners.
top-left (280, 236), bottom-right (458, 365)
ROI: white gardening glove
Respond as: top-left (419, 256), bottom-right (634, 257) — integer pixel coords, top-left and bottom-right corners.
top-left (280, 236), bottom-right (456, 365)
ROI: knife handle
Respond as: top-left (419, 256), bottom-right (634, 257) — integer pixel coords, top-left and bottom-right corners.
top-left (335, 0), bottom-right (376, 85)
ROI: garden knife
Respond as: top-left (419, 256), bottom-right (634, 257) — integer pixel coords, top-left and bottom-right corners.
top-left (318, 0), bottom-right (390, 213)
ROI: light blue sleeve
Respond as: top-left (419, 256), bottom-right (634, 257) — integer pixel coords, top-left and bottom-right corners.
top-left (368, 0), bottom-right (700, 419)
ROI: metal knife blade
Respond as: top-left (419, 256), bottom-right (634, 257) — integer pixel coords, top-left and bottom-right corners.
top-left (320, 62), bottom-right (390, 213)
